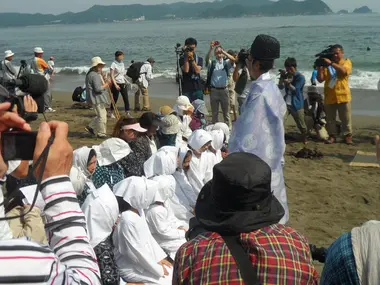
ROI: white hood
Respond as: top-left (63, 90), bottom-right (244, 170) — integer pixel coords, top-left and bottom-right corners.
top-left (81, 184), bottom-right (119, 248)
top-left (144, 146), bottom-right (178, 178)
top-left (188, 129), bottom-right (212, 151)
top-left (92, 138), bottom-right (131, 167)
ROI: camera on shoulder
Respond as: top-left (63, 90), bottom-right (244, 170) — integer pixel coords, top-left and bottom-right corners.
top-left (237, 48), bottom-right (250, 66)
top-left (314, 45), bottom-right (335, 67)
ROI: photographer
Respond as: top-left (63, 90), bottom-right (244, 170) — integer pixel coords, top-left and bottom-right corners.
top-left (279, 57), bottom-right (307, 143)
top-left (0, 105), bottom-right (101, 283)
top-left (0, 50), bottom-right (17, 95)
top-left (232, 51), bottom-right (252, 115)
top-left (205, 42), bottom-right (235, 127)
top-left (180, 38), bottom-right (204, 102)
top-left (317, 44), bottom-right (353, 144)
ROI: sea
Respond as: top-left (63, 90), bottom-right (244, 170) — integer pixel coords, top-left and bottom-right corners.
top-left (1, 14), bottom-right (380, 94)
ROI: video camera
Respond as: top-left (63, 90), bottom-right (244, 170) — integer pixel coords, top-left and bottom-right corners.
top-left (278, 69), bottom-right (293, 81)
top-left (237, 48), bottom-right (250, 66)
top-left (0, 74), bottom-right (48, 120)
top-left (314, 45), bottom-right (335, 68)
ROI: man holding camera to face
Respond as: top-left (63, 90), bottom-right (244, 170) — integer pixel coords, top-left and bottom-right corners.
top-left (279, 57), bottom-right (307, 143)
top-left (317, 44), bottom-right (353, 144)
top-left (179, 38), bottom-right (204, 102)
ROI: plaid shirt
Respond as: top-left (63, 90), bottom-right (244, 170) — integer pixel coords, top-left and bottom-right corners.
top-left (173, 224), bottom-right (318, 285)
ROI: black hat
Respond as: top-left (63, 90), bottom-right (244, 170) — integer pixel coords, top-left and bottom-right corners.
top-left (195, 152), bottom-right (285, 234)
top-left (250, 34), bottom-right (280, 60)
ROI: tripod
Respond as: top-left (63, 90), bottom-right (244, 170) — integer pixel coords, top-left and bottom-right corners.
top-left (175, 44), bottom-right (183, 97)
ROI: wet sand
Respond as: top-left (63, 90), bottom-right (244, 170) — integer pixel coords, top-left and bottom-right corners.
top-left (36, 91), bottom-right (380, 269)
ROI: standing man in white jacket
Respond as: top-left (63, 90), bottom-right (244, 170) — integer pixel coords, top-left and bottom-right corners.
top-left (135, 57), bottom-right (154, 112)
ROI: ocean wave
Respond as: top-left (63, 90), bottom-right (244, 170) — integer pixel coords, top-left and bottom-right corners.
top-left (41, 66), bottom-right (380, 91)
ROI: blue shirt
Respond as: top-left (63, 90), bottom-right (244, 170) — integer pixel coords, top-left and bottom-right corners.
top-left (279, 72), bottom-right (305, 112)
top-left (311, 69), bottom-right (318, 82)
top-left (210, 59), bottom-right (232, 88)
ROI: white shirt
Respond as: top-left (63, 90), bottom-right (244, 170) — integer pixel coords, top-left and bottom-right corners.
top-left (1, 60), bottom-right (17, 82)
top-left (146, 204), bottom-right (187, 260)
top-left (110, 60), bottom-right (126, 84)
top-left (113, 211), bottom-right (172, 284)
top-left (138, 62), bottom-right (153, 88)
top-left (47, 60), bottom-right (55, 71)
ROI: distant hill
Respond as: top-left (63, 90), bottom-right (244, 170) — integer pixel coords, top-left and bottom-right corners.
top-left (0, 0), bottom-right (333, 28)
top-left (353, 6), bottom-right (373, 14)
top-left (337, 10), bottom-right (349, 14)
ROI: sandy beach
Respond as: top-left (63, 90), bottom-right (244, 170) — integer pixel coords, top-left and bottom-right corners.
top-left (35, 90), bottom-right (380, 269)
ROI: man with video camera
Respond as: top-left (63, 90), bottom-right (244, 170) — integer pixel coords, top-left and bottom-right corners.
top-left (317, 44), bottom-right (353, 144)
top-left (279, 57), bottom-right (307, 143)
top-left (0, 103), bottom-right (101, 284)
top-left (180, 37), bottom-right (204, 102)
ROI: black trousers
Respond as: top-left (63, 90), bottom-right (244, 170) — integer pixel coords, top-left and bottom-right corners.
top-left (111, 83), bottom-right (130, 111)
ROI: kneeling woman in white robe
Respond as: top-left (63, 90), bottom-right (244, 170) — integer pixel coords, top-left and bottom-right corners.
top-left (208, 129), bottom-right (225, 164)
top-left (187, 129), bottom-right (214, 196)
top-left (146, 177), bottom-right (187, 260)
top-left (113, 176), bottom-right (173, 285)
top-left (144, 147), bottom-right (194, 227)
top-left (81, 184), bottom-right (120, 285)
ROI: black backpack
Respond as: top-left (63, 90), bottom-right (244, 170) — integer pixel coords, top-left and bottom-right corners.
top-left (72, 86), bottom-right (84, 102)
top-left (127, 62), bottom-right (145, 83)
top-left (206, 59), bottom-right (230, 88)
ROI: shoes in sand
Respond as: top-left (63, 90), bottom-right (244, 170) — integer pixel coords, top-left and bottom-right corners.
top-left (345, 135), bottom-right (353, 145)
top-left (45, 108), bottom-right (56, 113)
top-left (85, 126), bottom-right (95, 136)
top-left (325, 136), bottom-right (335, 144)
top-left (97, 133), bottom-right (107, 139)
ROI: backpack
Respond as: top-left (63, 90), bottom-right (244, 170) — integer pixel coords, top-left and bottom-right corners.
top-left (206, 59), bottom-right (230, 88)
top-left (126, 62), bottom-right (146, 83)
top-left (72, 86), bottom-right (84, 102)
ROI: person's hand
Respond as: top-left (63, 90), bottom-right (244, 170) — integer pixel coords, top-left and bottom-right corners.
top-left (323, 58), bottom-right (332, 66)
top-left (210, 41), bottom-right (215, 49)
top-left (23, 96), bottom-right (38, 113)
top-left (33, 121), bottom-right (73, 181)
top-left (186, 51), bottom-right (194, 61)
top-left (115, 84), bottom-right (120, 91)
top-left (159, 258), bottom-right (173, 268)
top-left (0, 102), bottom-right (31, 132)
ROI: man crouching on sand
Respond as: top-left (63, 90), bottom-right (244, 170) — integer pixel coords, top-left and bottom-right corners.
top-left (317, 44), bottom-right (353, 145)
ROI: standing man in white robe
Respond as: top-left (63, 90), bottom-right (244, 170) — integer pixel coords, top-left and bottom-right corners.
top-left (113, 176), bottom-right (173, 285)
top-left (229, 35), bottom-right (289, 224)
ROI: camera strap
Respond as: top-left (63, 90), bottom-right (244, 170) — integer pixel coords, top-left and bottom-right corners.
top-left (221, 234), bottom-right (261, 285)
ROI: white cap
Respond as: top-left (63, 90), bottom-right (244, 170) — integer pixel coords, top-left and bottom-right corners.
top-left (4, 50), bottom-right (14, 59)
top-left (176, 95), bottom-right (193, 111)
top-left (34, 47), bottom-right (44, 54)
top-left (91, 56), bottom-right (106, 67)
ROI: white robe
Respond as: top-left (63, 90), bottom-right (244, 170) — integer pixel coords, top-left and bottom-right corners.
top-left (187, 151), bottom-right (213, 196)
top-left (146, 204), bottom-right (187, 260)
top-left (113, 211), bottom-right (172, 285)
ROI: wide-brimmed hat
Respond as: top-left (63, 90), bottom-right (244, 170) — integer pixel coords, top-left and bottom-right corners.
top-left (195, 152), bottom-right (285, 234)
top-left (159, 105), bottom-right (175, 116)
top-left (192, 99), bottom-right (209, 115)
top-left (4, 50), bottom-right (14, 59)
top-left (34, 47), bottom-right (44, 54)
top-left (91, 56), bottom-right (106, 67)
top-left (92, 138), bottom-right (131, 167)
top-left (250, 34), bottom-right (280, 60)
top-left (174, 95), bottom-right (193, 112)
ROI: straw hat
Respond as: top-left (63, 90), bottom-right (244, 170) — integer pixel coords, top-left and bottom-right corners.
top-left (4, 50), bottom-right (14, 59)
top-left (159, 105), bottom-right (175, 116)
top-left (34, 47), bottom-right (44, 54)
top-left (91, 56), bottom-right (106, 67)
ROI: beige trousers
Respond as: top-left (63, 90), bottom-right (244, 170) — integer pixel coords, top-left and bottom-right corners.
top-left (324, 102), bottom-right (352, 137)
top-left (134, 83), bottom-right (150, 109)
top-left (284, 107), bottom-right (307, 135)
top-left (89, 103), bottom-right (107, 135)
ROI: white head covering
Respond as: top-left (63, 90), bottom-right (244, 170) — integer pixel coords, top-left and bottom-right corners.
top-left (144, 146), bottom-right (178, 178)
top-left (188, 129), bottom-right (213, 151)
top-left (152, 176), bottom-right (175, 203)
top-left (210, 130), bottom-right (224, 151)
top-left (92, 138), bottom-right (131, 167)
top-left (173, 95), bottom-right (193, 115)
top-left (81, 184), bottom-right (119, 248)
top-left (33, 47), bottom-right (44, 54)
top-left (114, 176), bottom-right (158, 210)
top-left (178, 146), bottom-right (191, 169)
top-left (212, 122), bottom-right (230, 142)
top-left (73, 146), bottom-right (95, 177)
top-left (69, 166), bottom-right (87, 195)
top-left (91, 56), bottom-right (105, 67)
top-left (4, 50), bottom-right (14, 59)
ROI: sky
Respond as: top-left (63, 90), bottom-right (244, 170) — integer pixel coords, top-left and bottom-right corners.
top-left (0, 0), bottom-right (378, 14)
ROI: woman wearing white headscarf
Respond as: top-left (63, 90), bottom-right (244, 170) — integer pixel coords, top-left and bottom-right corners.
top-left (186, 129), bottom-right (213, 196)
top-left (145, 176), bottom-right (187, 260)
top-left (144, 147), bottom-right (194, 227)
top-left (81, 185), bottom-right (120, 285)
top-left (113, 177), bottom-right (173, 285)
top-left (173, 96), bottom-right (193, 148)
top-left (70, 146), bottom-right (97, 199)
top-left (208, 129), bottom-right (224, 164)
